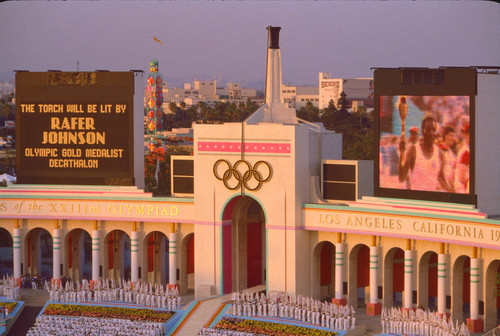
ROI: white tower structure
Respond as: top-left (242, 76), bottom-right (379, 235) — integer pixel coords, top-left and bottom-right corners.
top-left (246, 26), bottom-right (297, 124)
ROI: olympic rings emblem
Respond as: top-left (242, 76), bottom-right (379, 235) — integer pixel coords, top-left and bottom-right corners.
top-left (213, 159), bottom-right (273, 191)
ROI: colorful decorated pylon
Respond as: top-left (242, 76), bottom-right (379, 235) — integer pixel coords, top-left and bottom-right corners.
top-left (145, 58), bottom-right (164, 152)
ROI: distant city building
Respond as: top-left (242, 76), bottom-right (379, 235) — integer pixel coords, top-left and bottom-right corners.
top-left (162, 80), bottom-right (259, 108)
top-left (190, 80), bottom-right (217, 100)
top-left (319, 72), bottom-right (373, 110)
top-left (295, 94), bottom-right (320, 109)
top-left (241, 88), bottom-right (257, 99)
top-left (163, 79), bottom-right (217, 107)
top-left (0, 82), bottom-right (14, 95)
top-left (282, 85), bottom-right (318, 108)
top-left (226, 83), bottom-right (241, 99)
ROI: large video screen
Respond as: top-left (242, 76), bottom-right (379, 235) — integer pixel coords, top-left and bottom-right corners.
top-left (15, 71), bottom-right (135, 185)
top-left (379, 95), bottom-right (470, 194)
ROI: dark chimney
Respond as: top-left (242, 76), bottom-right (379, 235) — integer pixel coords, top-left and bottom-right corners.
top-left (267, 26), bottom-right (281, 49)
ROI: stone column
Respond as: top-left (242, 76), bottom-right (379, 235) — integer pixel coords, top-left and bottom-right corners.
top-left (13, 220), bottom-right (21, 285)
top-left (467, 247), bottom-right (483, 332)
top-left (167, 224), bottom-right (179, 292)
top-left (169, 232), bottom-right (177, 285)
top-left (332, 232), bottom-right (346, 306)
top-left (92, 221), bottom-right (100, 282)
top-left (52, 220), bottom-right (61, 284)
top-left (131, 222), bottom-right (139, 282)
top-left (404, 239), bottom-right (413, 309)
top-left (367, 236), bottom-right (381, 315)
top-left (437, 243), bottom-right (447, 316)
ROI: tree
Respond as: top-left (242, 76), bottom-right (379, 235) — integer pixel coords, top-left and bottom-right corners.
top-left (0, 98), bottom-right (12, 120)
top-left (318, 94), bottom-right (374, 160)
top-left (297, 101), bottom-right (320, 122)
top-left (337, 91), bottom-right (349, 114)
top-left (320, 100), bottom-right (338, 130)
top-left (168, 102), bottom-right (178, 114)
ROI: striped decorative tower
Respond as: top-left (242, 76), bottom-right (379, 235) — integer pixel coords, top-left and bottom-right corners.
top-left (145, 58), bottom-right (164, 152)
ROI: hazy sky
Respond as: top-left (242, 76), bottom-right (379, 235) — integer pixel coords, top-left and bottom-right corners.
top-left (0, 1), bottom-right (499, 87)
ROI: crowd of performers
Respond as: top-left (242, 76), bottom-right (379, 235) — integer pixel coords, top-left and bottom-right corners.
top-left (2, 274), bottom-right (477, 336)
top-left (381, 307), bottom-right (471, 336)
top-left (26, 315), bottom-right (164, 336)
top-left (197, 328), bottom-right (255, 336)
top-left (0, 275), bottom-right (20, 301)
top-left (230, 290), bottom-right (355, 331)
top-left (47, 278), bottom-right (182, 310)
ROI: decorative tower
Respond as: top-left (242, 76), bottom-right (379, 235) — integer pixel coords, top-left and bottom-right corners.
top-left (145, 58), bottom-right (164, 152)
top-left (245, 26), bottom-right (297, 124)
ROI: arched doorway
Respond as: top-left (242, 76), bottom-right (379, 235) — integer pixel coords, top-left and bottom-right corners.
top-left (180, 233), bottom-right (194, 294)
top-left (221, 195), bottom-right (266, 294)
top-left (65, 229), bottom-right (92, 281)
top-left (0, 228), bottom-right (13, 277)
top-left (383, 247), bottom-right (404, 308)
top-left (418, 251), bottom-right (438, 310)
top-left (104, 230), bottom-right (131, 281)
top-left (25, 228), bottom-right (53, 278)
top-left (348, 244), bottom-right (370, 308)
top-left (312, 241), bottom-right (335, 299)
top-left (143, 231), bottom-right (169, 285)
top-left (452, 255), bottom-right (471, 323)
top-left (484, 260), bottom-right (500, 330)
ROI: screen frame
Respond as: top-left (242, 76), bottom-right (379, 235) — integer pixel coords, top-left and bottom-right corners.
top-left (373, 67), bottom-right (477, 205)
top-left (15, 71), bottom-right (136, 186)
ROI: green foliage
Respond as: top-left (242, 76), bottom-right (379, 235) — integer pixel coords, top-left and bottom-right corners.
top-left (0, 93), bottom-right (15, 126)
top-left (315, 95), bottom-right (374, 160)
top-left (163, 100), bottom-right (260, 130)
top-left (297, 101), bottom-right (320, 122)
top-left (0, 127), bottom-right (15, 138)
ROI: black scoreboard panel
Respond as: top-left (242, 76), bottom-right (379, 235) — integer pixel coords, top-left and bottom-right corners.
top-left (15, 71), bottom-right (135, 185)
top-left (322, 163), bottom-right (357, 201)
top-left (171, 157), bottom-right (194, 195)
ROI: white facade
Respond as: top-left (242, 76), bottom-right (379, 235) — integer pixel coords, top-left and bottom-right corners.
top-left (319, 72), bottom-right (373, 110)
top-left (282, 85), bottom-right (318, 109)
top-left (166, 80), bottom-right (217, 103)
top-left (282, 85), bottom-right (297, 108)
top-left (295, 94), bottom-right (319, 109)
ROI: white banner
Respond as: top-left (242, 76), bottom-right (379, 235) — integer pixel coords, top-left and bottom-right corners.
top-left (0, 198), bottom-right (194, 223)
top-left (304, 207), bottom-right (500, 250)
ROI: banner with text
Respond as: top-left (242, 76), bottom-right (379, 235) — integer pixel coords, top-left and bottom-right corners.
top-left (304, 206), bottom-right (500, 250)
top-left (15, 72), bottom-right (135, 185)
top-left (0, 198), bottom-right (194, 223)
